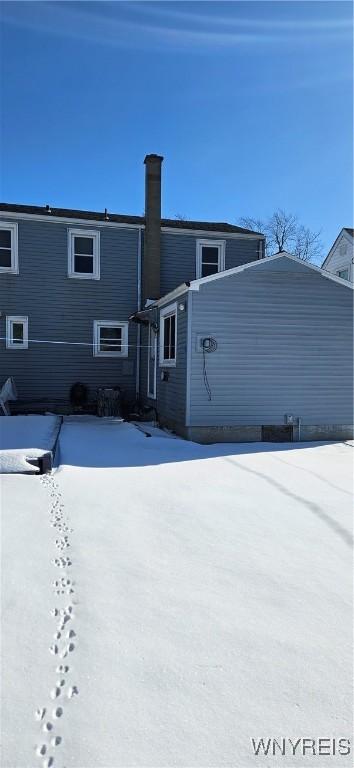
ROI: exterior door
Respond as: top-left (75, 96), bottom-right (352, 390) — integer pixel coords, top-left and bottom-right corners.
top-left (147, 325), bottom-right (157, 399)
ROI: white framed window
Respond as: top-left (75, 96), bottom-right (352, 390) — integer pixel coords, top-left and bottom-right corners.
top-left (6, 316), bottom-right (28, 349)
top-left (93, 320), bottom-right (128, 357)
top-left (68, 229), bottom-right (100, 279)
top-left (196, 239), bottom-right (225, 279)
top-left (0, 222), bottom-right (18, 274)
top-left (336, 266), bottom-right (350, 280)
top-left (159, 303), bottom-right (177, 367)
top-left (147, 325), bottom-right (157, 399)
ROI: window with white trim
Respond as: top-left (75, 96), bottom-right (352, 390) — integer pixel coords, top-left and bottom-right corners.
top-left (336, 267), bottom-right (349, 280)
top-left (6, 316), bottom-right (28, 349)
top-left (0, 222), bottom-right (18, 274)
top-left (160, 303), bottom-right (177, 366)
top-left (68, 229), bottom-right (100, 279)
top-left (196, 239), bottom-right (225, 279)
top-left (93, 321), bottom-right (128, 357)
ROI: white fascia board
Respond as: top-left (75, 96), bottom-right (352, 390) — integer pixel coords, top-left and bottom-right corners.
top-left (156, 284), bottom-right (191, 308)
top-left (0, 211), bottom-right (264, 239)
top-left (155, 251), bottom-right (354, 309)
top-left (0, 211), bottom-right (143, 230)
top-left (161, 226), bottom-right (265, 239)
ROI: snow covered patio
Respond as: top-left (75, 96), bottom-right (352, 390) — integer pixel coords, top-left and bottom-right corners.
top-left (1, 418), bottom-right (353, 768)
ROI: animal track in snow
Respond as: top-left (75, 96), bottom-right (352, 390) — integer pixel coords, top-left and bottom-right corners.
top-left (37, 472), bottom-right (79, 767)
top-left (67, 686), bottom-right (79, 699)
top-left (52, 557), bottom-right (72, 568)
top-left (56, 665), bottom-right (69, 674)
top-left (50, 687), bottom-right (62, 700)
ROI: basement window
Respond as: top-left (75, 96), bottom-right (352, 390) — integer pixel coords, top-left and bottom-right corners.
top-left (68, 229), bottom-right (100, 279)
top-left (6, 316), bottom-right (28, 349)
top-left (0, 223), bottom-right (19, 274)
top-left (160, 303), bottom-right (177, 367)
top-left (196, 239), bottom-right (225, 279)
top-left (93, 321), bottom-right (128, 357)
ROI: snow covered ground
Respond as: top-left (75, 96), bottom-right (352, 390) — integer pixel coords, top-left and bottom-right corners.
top-left (0, 415), bottom-right (61, 472)
top-left (1, 417), bottom-right (353, 767)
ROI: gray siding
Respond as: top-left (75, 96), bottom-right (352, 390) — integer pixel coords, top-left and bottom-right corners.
top-left (189, 259), bottom-right (353, 426)
top-left (0, 218), bottom-right (139, 408)
top-left (148, 292), bottom-right (188, 426)
top-left (160, 232), bottom-right (262, 295)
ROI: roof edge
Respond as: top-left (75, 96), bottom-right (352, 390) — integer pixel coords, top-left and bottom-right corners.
top-left (155, 252), bottom-right (354, 305)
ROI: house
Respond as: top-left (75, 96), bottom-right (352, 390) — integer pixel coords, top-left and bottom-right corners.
top-left (135, 251), bottom-right (353, 442)
top-left (0, 155), bottom-right (264, 417)
top-left (1, 156), bottom-right (353, 442)
top-left (321, 228), bottom-right (354, 282)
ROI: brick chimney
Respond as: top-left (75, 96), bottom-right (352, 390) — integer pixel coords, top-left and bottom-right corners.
top-left (143, 153), bottom-right (163, 301)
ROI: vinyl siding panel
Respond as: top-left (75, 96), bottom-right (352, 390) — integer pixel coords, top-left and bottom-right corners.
top-left (160, 233), bottom-right (262, 295)
top-left (189, 260), bottom-right (353, 426)
top-left (155, 293), bottom-right (188, 425)
top-left (0, 218), bottom-right (139, 408)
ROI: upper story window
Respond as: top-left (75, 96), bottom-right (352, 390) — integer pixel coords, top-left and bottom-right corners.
top-left (196, 239), bottom-right (225, 279)
top-left (6, 316), bottom-right (28, 349)
top-left (336, 267), bottom-right (349, 280)
top-left (93, 320), bottom-right (128, 357)
top-left (0, 222), bottom-right (19, 274)
top-left (68, 229), bottom-right (100, 279)
top-left (160, 303), bottom-right (177, 367)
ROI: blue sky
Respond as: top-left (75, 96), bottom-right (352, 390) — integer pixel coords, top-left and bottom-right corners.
top-left (0, 1), bottom-right (352, 256)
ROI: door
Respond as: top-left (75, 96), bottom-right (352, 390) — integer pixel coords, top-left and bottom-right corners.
top-left (147, 324), bottom-right (157, 399)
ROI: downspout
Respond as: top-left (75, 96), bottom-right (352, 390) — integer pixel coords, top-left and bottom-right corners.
top-left (135, 226), bottom-right (142, 399)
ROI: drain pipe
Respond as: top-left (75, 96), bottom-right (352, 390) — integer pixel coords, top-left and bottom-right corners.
top-left (298, 417), bottom-right (301, 442)
top-left (135, 227), bottom-right (143, 400)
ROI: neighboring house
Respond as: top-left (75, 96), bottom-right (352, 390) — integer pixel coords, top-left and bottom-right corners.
top-left (1, 156), bottom-right (353, 441)
top-left (321, 228), bottom-right (354, 282)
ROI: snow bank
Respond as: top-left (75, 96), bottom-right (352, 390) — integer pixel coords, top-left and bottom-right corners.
top-left (0, 415), bottom-right (61, 473)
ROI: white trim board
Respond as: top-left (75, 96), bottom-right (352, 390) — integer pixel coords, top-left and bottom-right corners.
top-left (159, 302), bottom-right (177, 367)
top-left (0, 211), bottom-right (264, 239)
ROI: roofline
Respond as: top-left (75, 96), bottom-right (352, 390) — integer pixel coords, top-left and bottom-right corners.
top-left (321, 227), bottom-right (354, 269)
top-left (0, 208), bottom-right (264, 239)
top-left (155, 252), bottom-right (354, 306)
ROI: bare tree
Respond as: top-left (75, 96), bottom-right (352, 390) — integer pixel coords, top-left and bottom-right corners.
top-left (239, 209), bottom-right (323, 262)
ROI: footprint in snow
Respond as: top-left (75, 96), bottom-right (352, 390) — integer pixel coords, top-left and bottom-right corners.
top-left (51, 736), bottom-right (62, 747)
top-left (35, 708), bottom-right (46, 721)
top-left (50, 687), bottom-right (61, 700)
top-left (53, 707), bottom-right (63, 719)
top-left (42, 721), bottom-right (53, 732)
top-left (56, 665), bottom-right (69, 674)
top-left (67, 686), bottom-right (79, 699)
top-left (36, 744), bottom-right (46, 756)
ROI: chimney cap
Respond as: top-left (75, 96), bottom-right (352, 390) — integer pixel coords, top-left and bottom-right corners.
top-left (144, 153), bottom-right (164, 164)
